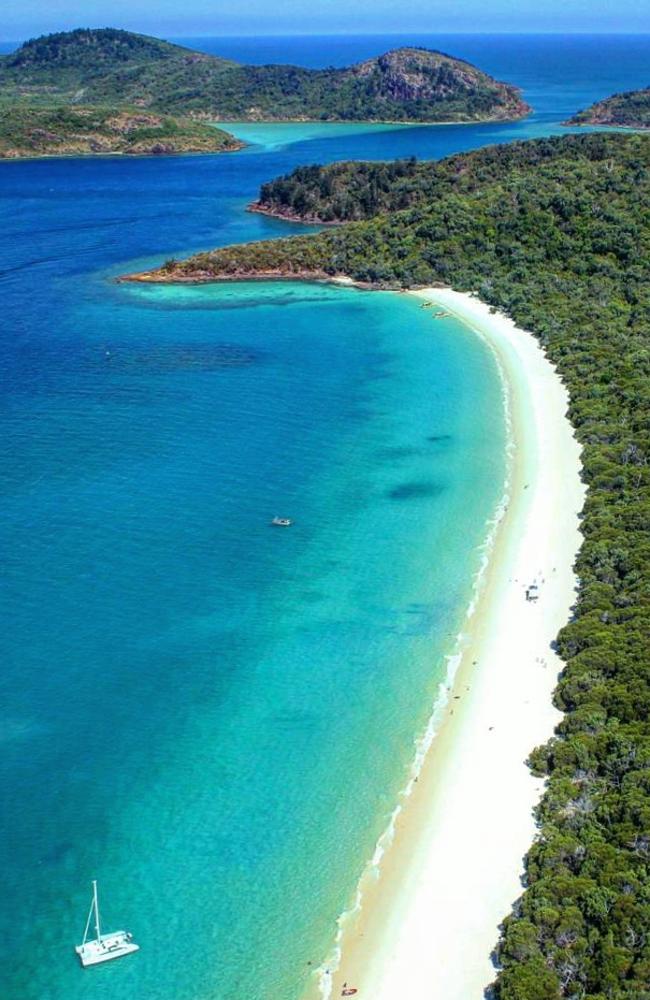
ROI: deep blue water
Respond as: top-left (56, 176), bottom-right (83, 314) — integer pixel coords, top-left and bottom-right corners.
top-left (1, 32), bottom-right (649, 1000)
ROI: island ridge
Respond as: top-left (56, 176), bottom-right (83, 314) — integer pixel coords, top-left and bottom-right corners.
top-left (0, 28), bottom-right (531, 159)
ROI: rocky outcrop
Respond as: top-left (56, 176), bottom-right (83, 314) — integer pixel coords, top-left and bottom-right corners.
top-left (348, 48), bottom-right (529, 120)
top-left (567, 86), bottom-right (650, 129)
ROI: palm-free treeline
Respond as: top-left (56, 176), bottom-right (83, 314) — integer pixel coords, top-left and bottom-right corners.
top-left (0, 28), bottom-right (528, 123)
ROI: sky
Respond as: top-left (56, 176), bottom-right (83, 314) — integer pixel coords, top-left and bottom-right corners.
top-left (2, 0), bottom-right (649, 41)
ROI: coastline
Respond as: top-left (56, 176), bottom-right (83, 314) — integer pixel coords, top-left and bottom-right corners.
top-left (0, 142), bottom-right (245, 163)
top-left (562, 119), bottom-right (649, 130)
top-left (212, 109), bottom-right (530, 127)
top-left (117, 269), bottom-right (382, 286)
top-left (314, 288), bottom-right (585, 1000)
top-left (246, 202), bottom-right (346, 225)
top-left (0, 109), bottom-right (533, 165)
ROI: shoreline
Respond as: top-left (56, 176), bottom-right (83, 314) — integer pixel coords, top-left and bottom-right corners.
top-left (213, 109), bottom-right (530, 127)
top-left (246, 202), bottom-right (346, 225)
top-left (562, 120), bottom-right (649, 130)
top-left (0, 109), bottom-right (533, 166)
top-left (312, 287), bottom-right (585, 1000)
top-left (0, 142), bottom-right (245, 164)
top-left (117, 269), bottom-right (386, 287)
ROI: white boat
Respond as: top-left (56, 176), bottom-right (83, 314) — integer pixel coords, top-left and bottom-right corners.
top-left (271, 516), bottom-right (292, 527)
top-left (75, 880), bottom-right (139, 967)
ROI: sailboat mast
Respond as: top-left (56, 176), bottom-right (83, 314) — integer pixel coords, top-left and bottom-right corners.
top-left (92, 880), bottom-right (102, 942)
top-left (76, 876), bottom-right (139, 964)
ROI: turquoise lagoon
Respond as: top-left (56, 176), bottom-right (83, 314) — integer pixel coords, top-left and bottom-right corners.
top-left (2, 275), bottom-right (505, 1000)
top-left (2, 31), bottom-right (649, 1000)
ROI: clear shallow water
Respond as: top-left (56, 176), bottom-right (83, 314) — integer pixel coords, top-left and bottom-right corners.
top-left (2, 278), bottom-right (505, 1000)
top-left (1, 32), bottom-right (648, 1000)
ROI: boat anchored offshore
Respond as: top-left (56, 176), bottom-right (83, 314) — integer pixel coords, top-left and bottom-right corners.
top-left (75, 880), bottom-right (139, 967)
top-left (271, 516), bottom-right (292, 527)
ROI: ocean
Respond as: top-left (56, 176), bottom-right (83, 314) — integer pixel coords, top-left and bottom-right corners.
top-left (1, 32), bottom-right (648, 1000)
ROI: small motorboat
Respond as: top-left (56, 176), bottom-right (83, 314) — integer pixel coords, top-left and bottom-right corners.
top-left (271, 516), bottom-right (292, 527)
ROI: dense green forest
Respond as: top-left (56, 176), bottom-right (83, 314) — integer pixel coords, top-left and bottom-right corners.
top-left (135, 131), bottom-right (650, 1000)
top-left (0, 28), bottom-right (529, 124)
top-left (569, 86), bottom-right (650, 129)
top-left (253, 157), bottom-right (440, 221)
top-left (0, 104), bottom-right (241, 158)
top-left (251, 137), bottom-right (639, 222)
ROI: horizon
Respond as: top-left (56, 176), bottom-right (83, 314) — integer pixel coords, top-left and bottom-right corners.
top-left (2, 27), bottom-right (650, 45)
top-left (2, 0), bottom-right (649, 43)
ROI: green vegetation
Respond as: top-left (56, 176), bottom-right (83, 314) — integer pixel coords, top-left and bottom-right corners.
top-left (253, 157), bottom-right (431, 221)
top-left (5, 26), bottom-right (189, 74)
top-left (0, 104), bottom-right (241, 158)
top-left (0, 105), bottom-right (242, 158)
top-left (0, 28), bottom-right (529, 124)
top-left (0, 28), bottom-right (530, 159)
top-left (252, 139), bottom-right (622, 222)
top-left (134, 131), bottom-right (650, 999)
top-left (569, 86), bottom-right (650, 129)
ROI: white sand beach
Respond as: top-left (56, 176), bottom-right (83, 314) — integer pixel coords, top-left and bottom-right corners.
top-left (319, 288), bottom-right (586, 1000)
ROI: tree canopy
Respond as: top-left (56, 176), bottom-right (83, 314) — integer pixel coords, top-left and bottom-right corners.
top-left (135, 131), bottom-right (650, 999)
top-left (0, 30), bottom-right (529, 123)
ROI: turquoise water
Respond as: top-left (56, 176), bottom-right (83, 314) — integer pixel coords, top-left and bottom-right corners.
top-left (3, 279), bottom-right (505, 1000)
top-left (2, 32), bottom-right (649, 1000)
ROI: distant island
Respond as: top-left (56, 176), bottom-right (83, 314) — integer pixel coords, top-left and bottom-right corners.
top-left (0, 105), bottom-right (242, 158)
top-left (122, 130), bottom-right (650, 1000)
top-left (567, 85), bottom-right (650, 129)
top-left (0, 28), bottom-right (530, 160)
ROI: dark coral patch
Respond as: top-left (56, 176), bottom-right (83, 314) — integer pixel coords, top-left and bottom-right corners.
top-left (100, 343), bottom-right (258, 372)
top-left (387, 481), bottom-right (442, 500)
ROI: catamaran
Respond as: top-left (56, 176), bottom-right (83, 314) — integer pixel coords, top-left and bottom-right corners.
top-left (75, 880), bottom-right (139, 967)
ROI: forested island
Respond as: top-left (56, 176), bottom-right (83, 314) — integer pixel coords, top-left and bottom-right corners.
top-left (568, 86), bottom-right (650, 129)
top-left (0, 28), bottom-right (529, 143)
top-left (0, 105), bottom-right (241, 158)
top-left (127, 131), bottom-right (650, 1000)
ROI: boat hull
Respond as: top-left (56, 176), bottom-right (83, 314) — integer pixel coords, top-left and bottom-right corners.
top-left (75, 931), bottom-right (139, 967)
